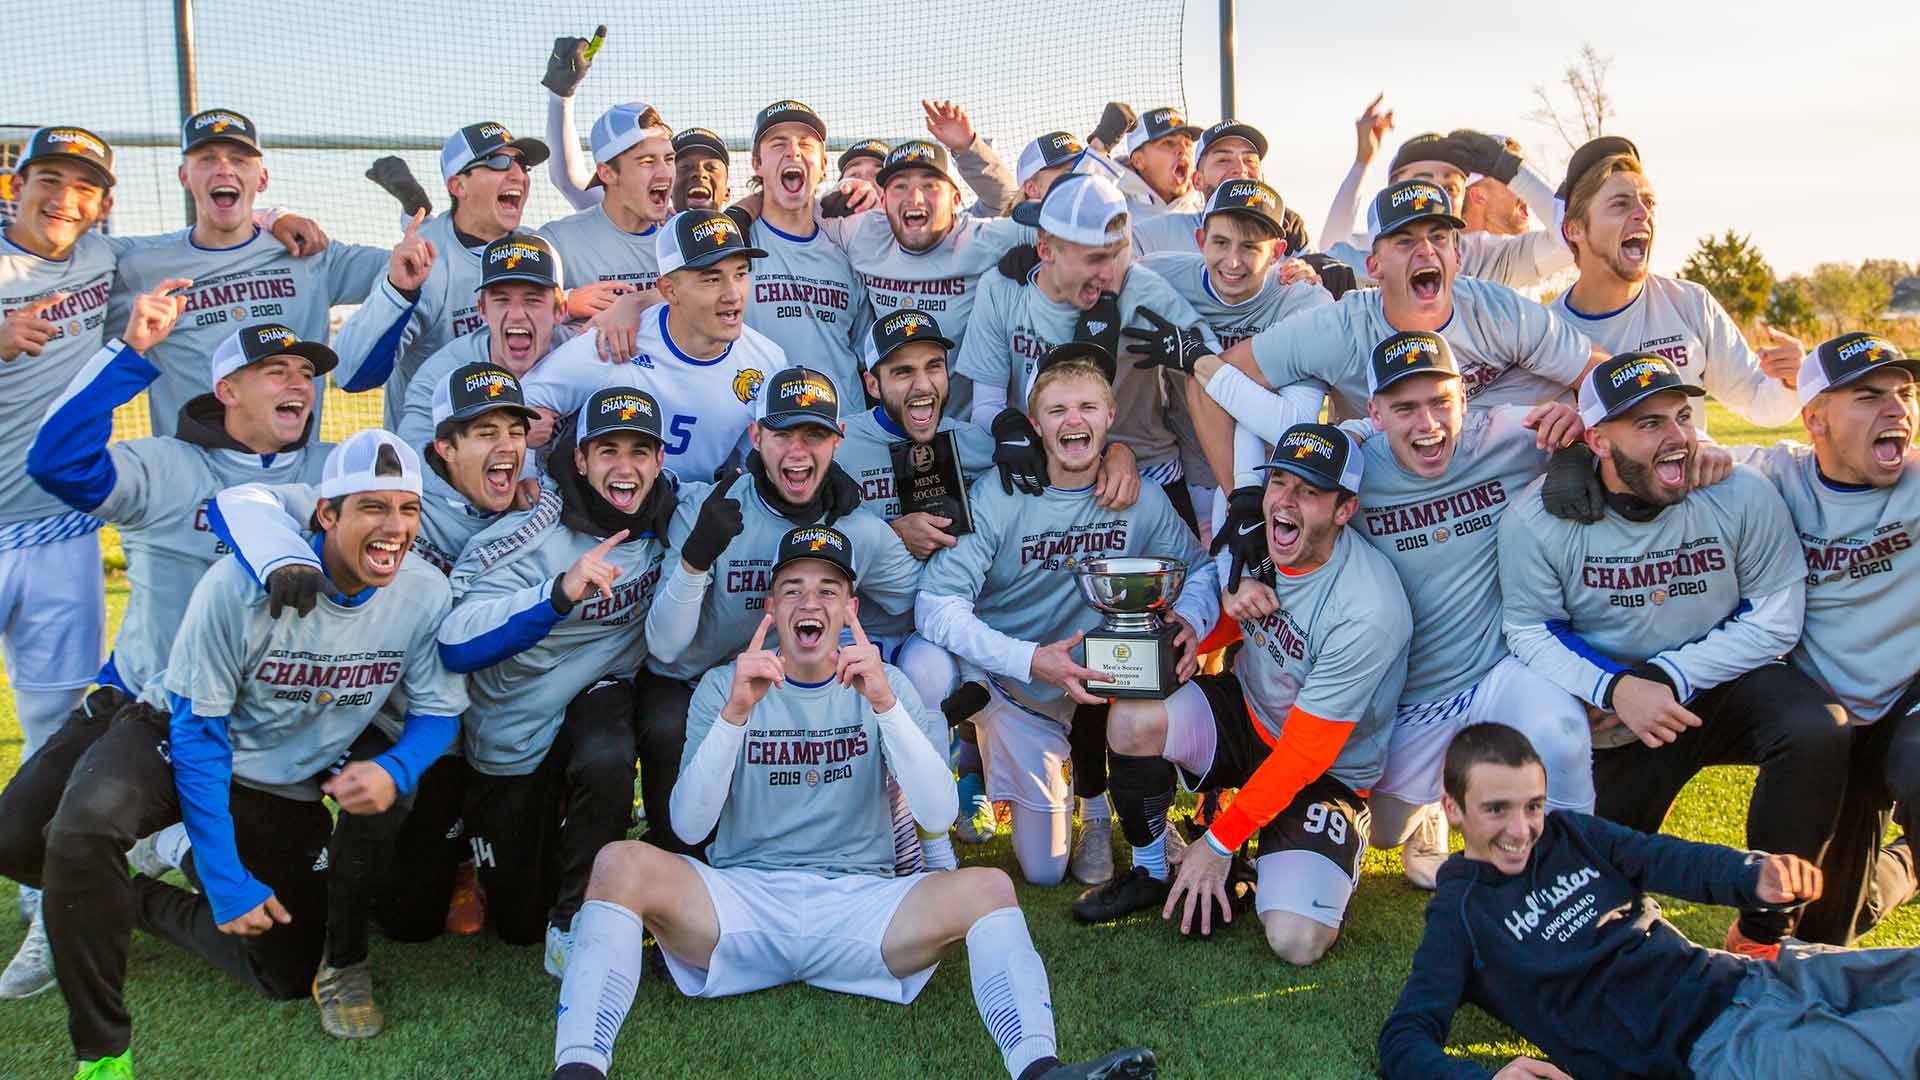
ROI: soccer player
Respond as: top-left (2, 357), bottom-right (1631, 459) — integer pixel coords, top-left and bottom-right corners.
top-left (1129, 119), bottom-right (1313, 265)
top-left (521, 210), bottom-right (783, 482)
top-left (333, 120), bottom-right (550, 426)
top-left (1379, 722), bottom-right (1920, 1080)
top-left (0, 430), bottom-right (465, 1078)
top-left (918, 348), bottom-right (1218, 887)
top-left (1550, 136), bottom-right (1805, 433)
top-left (738, 100), bottom-right (871, 407)
top-left (550, 523), bottom-right (1159, 1080)
top-left (958, 172), bottom-right (1203, 520)
top-left (436, 386), bottom-right (676, 976)
top-left (672, 128), bottom-right (732, 212)
top-left (1111, 106), bottom-right (1201, 213)
top-left (839, 139), bottom-right (890, 185)
top-left (1074, 423), bottom-right (1409, 964)
top-left (1499, 352), bottom-right (1851, 958)
top-left (1014, 131), bottom-right (1087, 204)
top-left (1331, 332), bottom-right (1595, 890)
top-left (109, 108), bottom-right (386, 437)
top-left (537, 102), bottom-right (675, 315)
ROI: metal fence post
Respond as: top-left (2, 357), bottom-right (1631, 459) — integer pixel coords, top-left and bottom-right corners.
top-left (174, 0), bottom-right (198, 224)
top-left (1218, 0), bottom-right (1237, 119)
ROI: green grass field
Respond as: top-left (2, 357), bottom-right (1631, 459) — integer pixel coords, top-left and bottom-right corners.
top-left (2, 402), bottom-right (1913, 1078)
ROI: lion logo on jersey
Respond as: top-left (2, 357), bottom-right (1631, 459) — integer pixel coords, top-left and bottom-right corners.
top-left (1651, 588), bottom-right (1669, 606)
top-left (732, 368), bottom-right (765, 404)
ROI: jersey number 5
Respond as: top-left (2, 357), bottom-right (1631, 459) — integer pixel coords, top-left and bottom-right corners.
top-left (664, 414), bottom-right (697, 455)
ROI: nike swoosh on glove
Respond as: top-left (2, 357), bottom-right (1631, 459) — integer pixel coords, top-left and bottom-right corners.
top-left (991, 408), bottom-right (1047, 496)
top-left (1209, 484), bottom-right (1273, 591)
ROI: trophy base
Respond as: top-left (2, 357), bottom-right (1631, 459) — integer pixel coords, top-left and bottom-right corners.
top-left (1083, 626), bottom-right (1180, 700)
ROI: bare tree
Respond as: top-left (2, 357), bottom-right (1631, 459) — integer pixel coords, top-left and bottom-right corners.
top-left (1529, 45), bottom-right (1615, 152)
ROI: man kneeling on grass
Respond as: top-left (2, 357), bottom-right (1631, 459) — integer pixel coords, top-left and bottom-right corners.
top-left (549, 525), bottom-right (1157, 1080)
top-left (1378, 722), bottom-right (1920, 1080)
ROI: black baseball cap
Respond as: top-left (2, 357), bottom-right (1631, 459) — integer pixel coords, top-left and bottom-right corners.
top-left (17, 126), bottom-right (115, 188)
top-left (1389, 132), bottom-right (1453, 175)
top-left (1797, 333), bottom-right (1920, 405)
top-left (1578, 352), bottom-right (1705, 427)
top-left (753, 100), bottom-right (827, 149)
top-left (1257, 423), bottom-right (1365, 495)
top-left (771, 524), bottom-right (857, 584)
top-left (875, 140), bottom-right (954, 188)
top-left (1556, 135), bottom-right (1642, 202)
top-left (672, 127), bottom-right (730, 163)
top-left (209, 322), bottom-right (337, 382)
top-left (1195, 119), bottom-right (1268, 161)
top-left (1368, 331), bottom-right (1459, 395)
top-left (1203, 178), bottom-right (1287, 238)
top-left (439, 121), bottom-right (550, 183)
top-left (1368, 179), bottom-right (1467, 238)
top-left (1036, 341), bottom-right (1116, 385)
top-left (182, 109), bottom-right (261, 155)
top-left (433, 362), bottom-right (540, 428)
top-left (478, 233), bottom-right (562, 291)
top-left (838, 139), bottom-right (890, 174)
top-left (656, 210), bottom-right (767, 274)
top-left (576, 385), bottom-right (665, 445)
top-left (756, 365), bottom-right (842, 431)
top-left (869, 309), bottom-right (954, 369)
top-left (1122, 106), bottom-right (1202, 155)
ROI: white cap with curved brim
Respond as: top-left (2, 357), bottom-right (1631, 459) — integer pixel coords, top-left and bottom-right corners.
top-left (319, 429), bottom-right (423, 499)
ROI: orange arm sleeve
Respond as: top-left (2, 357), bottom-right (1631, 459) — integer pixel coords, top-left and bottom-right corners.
top-left (1206, 706), bottom-right (1353, 851)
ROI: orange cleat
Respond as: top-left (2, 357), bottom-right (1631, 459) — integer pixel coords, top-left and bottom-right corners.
top-left (1723, 922), bottom-right (1781, 961)
top-left (445, 862), bottom-right (486, 936)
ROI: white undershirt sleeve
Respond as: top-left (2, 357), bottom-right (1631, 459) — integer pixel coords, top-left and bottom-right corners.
top-left (669, 717), bottom-right (747, 843)
top-left (546, 94), bottom-right (603, 211)
top-left (915, 591), bottom-right (1037, 684)
top-left (872, 700), bottom-right (959, 832)
top-left (642, 562), bottom-right (709, 663)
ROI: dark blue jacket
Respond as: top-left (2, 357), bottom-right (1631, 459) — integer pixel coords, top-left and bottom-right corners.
top-left (1378, 811), bottom-right (1776, 1080)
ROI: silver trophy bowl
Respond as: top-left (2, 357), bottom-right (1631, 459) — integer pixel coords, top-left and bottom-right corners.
top-left (1073, 556), bottom-right (1187, 633)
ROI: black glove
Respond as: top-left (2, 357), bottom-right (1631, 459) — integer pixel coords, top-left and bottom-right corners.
top-left (1279, 207), bottom-right (1311, 259)
top-left (819, 461), bottom-right (863, 525)
top-left (267, 563), bottom-right (326, 618)
top-left (1122, 306), bottom-right (1213, 375)
top-left (541, 26), bottom-right (605, 97)
top-left (1443, 129), bottom-right (1523, 184)
top-left (1090, 101), bottom-right (1138, 149)
top-left (940, 682), bottom-right (990, 726)
top-left (681, 483), bottom-right (744, 572)
top-left (1300, 253), bottom-right (1359, 300)
top-left (1209, 485), bottom-right (1272, 592)
top-left (819, 189), bottom-right (856, 219)
top-left (365, 156), bottom-right (432, 218)
top-left (991, 408), bottom-right (1047, 496)
top-left (997, 243), bottom-right (1042, 282)
top-left (1074, 289), bottom-right (1123, 358)
top-left (723, 205), bottom-right (758, 237)
top-left (1541, 443), bottom-right (1605, 523)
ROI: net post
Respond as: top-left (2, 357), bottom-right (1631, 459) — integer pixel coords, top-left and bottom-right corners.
top-left (173, 0), bottom-right (198, 223)
top-left (1218, 0), bottom-right (1237, 118)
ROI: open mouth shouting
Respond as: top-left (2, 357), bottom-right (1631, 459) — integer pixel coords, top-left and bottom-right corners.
top-left (496, 181), bottom-right (526, 217)
top-left (500, 322), bottom-right (536, 363)
top-left (1872, 423), bottom-right (1913, 468)
top-left (602, 475), bottom-right (642, 512)
top-left (793, 614), bottom-right (827, 650)
top-left (778, 161), bottom-right (808, 198)
top-left (209, 183), bottom-right (242, 212)
top-left (903, 391), bottom-right (938, 431)
top-left (1651, 445), bottom-right (1689, 490)
top-left (1171, 158), bottom-right (1191, 190)
top-left (1618, 227), bottom-right (1652, 272)
top-left (1409, 429), bottom-right (1448, 469)
top-left (683, 177), bottom-right (714, 206)
top-left (1269, 508), bottom-right (1303, 561)
top-left (775, 456), bottom-right (816, 499)
top-left (647, 177), bottom-right (672, 216)
top-left (900, 205), bottom-right (930, 230)
top-left (273, 395), bottom-right (310, 429)
top-left (1408, 264), bottom-right (1444, 303)
top-left (363, 536), bottom-right (404, 579)
top-left (484, 453), bottom-right (518, 498)
top-left (1054, 425), bottom-right (1095, 466)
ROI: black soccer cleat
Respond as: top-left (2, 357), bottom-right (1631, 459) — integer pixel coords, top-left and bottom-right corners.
top-left (551, 1064), bottom-right (605, 1080)
top-left (1039, 1046), bottom-right (1158, 1080)
top-left (1071, 866), bottom-right (1170, 924)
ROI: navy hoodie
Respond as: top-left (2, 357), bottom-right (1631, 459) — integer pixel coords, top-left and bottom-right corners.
top-left (1377, 811), bottom-right (1779, 1080)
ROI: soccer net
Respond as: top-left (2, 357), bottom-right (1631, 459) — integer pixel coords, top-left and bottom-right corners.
top-left (6, 0), bottom-right (1188, 445)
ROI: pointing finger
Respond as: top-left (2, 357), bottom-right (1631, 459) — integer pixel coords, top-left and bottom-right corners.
top-left (747, 612), bottom-right (775, 653)
top-left (404, 207), bottom-right (426, 236)
top-left (846, 609), bottom-right (870, 647)
top-left (25, 292), bottom-right (69, 317)
top-left (150, 277), bottom-right (193, 298)
top-left (592, 528), bottom-right (630, 555)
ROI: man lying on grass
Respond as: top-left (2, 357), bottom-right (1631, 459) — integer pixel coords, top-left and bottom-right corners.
top-left (1378, 721), bottom-right (1920, 1080)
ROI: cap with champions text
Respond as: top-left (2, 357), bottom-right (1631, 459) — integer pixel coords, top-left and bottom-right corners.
top-left (1122, 106), bottom-right (1201, 156)
top-left (433, 362), bottom-right (540, 429)
top-left (838, 139), bottom-right (890, 174)
top-left (753, 100), bottom-right (827, 148)
top-left (1368, 330), bottom-right (1458, 395)
top-left (875, 140), bottom-right (954, 188)
top-left (587, 102), bottom-right (671, 188)
top-left (770, 523), bottom-right (857, 584)
top-left (1011, 171), bottom-right (1129, 246)
top-left (440, 121), bottom-right (550, 183)
top-left (1579, 352), bottom-right (1705, 427)
top-left (1367, 179), bottom-right (1466, 239)
top-left (1556, 135), bottom-right (1641, 202)
top-left (181, 109), bottom-right (261, 156)
top-left (1258, 423), bottom-right (1364, 495)
top-left (757, 366), bottom-right (841, 431)
top-left (320, 429), bottom-right (423, 500)
top-left (1797, 333), bottom-right (1920, 405)
top-left (656, 210), bottom-right (766, 275)
top-left (1203, 178), bottom-right (1287, 238)
top-left (1195, 119), bottom-right (1267, 162)
top-left (1016, 131), bottom-right (1085, 188)
top-left (868, 309), bottom-right (955, 370)
top-left (576, 385), bottom-right (665, 445)
top-left (17, 126), bottom-right (115, 187)
top-left (477, 232), bottom-right (562, 291)
top-left (209, 322), bottom-right (337, 384)
top-left (673, 128), bottom-right (730, 163)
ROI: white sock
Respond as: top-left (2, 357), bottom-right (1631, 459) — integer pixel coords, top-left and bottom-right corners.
top-left (1131, 832), bottom-right (1169, 880)
top-left (553, 900), bottom-right (647, 1074)
top-left (153, 822), bottom-right (191, 871)
top-left (965, 906), bottom-right (1058, 1080)
top-left (921, 830), bottom-right (958, 871)
top-left (13, 687), bottom-right (83, 762)
top-left (1078, 794), bottom-right (1112, 824)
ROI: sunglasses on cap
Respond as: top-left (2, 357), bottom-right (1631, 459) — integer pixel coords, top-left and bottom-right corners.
top-left (462, 151), bottom-right (526, 175)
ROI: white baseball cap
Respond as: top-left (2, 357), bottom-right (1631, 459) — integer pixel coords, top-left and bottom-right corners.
top-left (588, 102), bottom-right (672, 188)
top-left (1016, 172), bottom-right (1129, 247)
top-left (319, 429), bottom-right (423, 500)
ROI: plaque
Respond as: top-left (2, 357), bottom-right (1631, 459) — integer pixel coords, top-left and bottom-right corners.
top-left (889, 429), bottom-right (973, 535)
